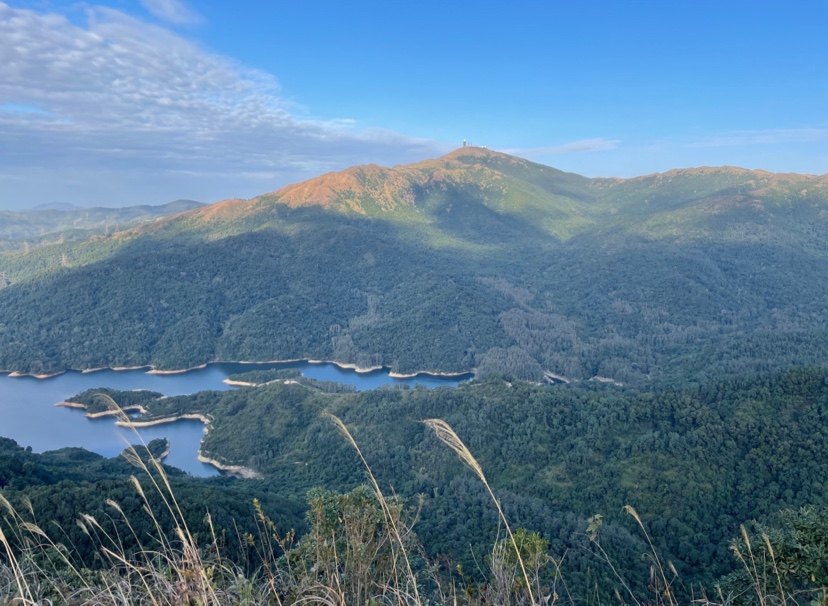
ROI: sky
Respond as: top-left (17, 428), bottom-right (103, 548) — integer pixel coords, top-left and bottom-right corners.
top-left (0, 0), bottom-right (826, 209)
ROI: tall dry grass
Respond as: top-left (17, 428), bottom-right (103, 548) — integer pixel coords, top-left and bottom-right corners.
top-left (0, 405), bottom-right (820, 605)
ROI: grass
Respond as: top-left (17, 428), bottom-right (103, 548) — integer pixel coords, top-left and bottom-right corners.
top-left (0, 408), bottom-right (825, 605)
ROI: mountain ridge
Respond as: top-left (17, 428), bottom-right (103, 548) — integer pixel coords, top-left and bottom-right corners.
top-left (1, 148), bottom-right (827, 382)
top-left (168, 148), bottom-right (828, 237)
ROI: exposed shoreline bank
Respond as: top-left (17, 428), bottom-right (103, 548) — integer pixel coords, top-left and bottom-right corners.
top-left (55, 401), bottom-right (148, 418)
top-left (115, 413), bottom-right (212, 428)
top-left (35, 359), bottom-right (473, 478)
top-left (155, 439), bottom-right (171, 463)
top-left (119, 414), bottom-right (261, 478)
top-left (147, 364), bottom-right (207, 375)
top-left (388, 369), bottom-right (472, 379)
top-left (7, 370), bottom-right (64, 379)
top-left (2, 358), bottom-right (475, 381)
top-left (52, 400), bottom-right (259, 478)
top-left (196, 453), bottom-right (263, 479)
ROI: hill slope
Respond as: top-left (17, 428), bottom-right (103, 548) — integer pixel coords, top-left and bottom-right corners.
top-left (59, 367), bottom-right (828, 586)
top-left (0, 149), bottom-right (827, 382)
top-left (0, 199), bottom-right (204, 252)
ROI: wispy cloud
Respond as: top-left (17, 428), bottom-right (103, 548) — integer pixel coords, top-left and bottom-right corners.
top-left (0, 2), bottom-right (445, 207)
top-left (140, 0), bottom-right (201, 26)
top-left (503, 138), bottom-right (621, 157)
top-left (692, 128), bottom-right (828, 148)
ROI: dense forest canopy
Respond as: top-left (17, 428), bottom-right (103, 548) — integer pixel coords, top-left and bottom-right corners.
top-left (0, 149), bottom-right (827, 383)
top-left (52, 366), bottom-right (828, 590)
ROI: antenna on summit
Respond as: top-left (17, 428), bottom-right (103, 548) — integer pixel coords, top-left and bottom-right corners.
top-left (462, 139), bottom-right (467, 148)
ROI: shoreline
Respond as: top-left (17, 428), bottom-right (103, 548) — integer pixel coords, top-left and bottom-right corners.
top-left (197, 453), bottom-right (263, 479)
top-left (114, 412), bottom-right (259, 478)
top-left (40, 359), bottom-right (475, 478)
top-left (155, 439), bottom-right (171, 463)
top-left (147, 364), bottom-right (208, 375)
top-left (307, 359), bottom-right (381, 373)
top-left (2, 358), bottom-right (477, 381)
top-left (54, 402), bottom-right (256, 478)
top-left (388, 369), bottom-right (473, 379)
top-left (55, 401), bottom-right (148, 418)
top-left (7, 370), bottom-right (65, 379)
top-left (115, 413), bottom-right (260, 478)
top-left (115, 413), bottom-right (212, 428)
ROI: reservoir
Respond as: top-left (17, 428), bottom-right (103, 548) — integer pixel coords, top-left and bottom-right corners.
top-left (0, 361), bottom-right (468, 477)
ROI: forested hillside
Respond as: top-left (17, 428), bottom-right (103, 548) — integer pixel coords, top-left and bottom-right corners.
top-left (0, 435), bottom-right (306, 565)
top-left (1, 149), bottom-right (827, 384)
top-left (59, 366), bottom-right (828, 588)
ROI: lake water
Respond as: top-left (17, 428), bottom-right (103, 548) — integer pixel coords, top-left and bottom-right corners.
top-left (0, 361), bottom-right (468, 477)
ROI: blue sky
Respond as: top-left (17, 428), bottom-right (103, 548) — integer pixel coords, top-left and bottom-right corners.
top-left (0, 0), bottom-right (826, 208)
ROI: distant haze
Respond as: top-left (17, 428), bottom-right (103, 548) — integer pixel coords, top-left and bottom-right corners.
top-left (31, 202), bottom-right (83, 211)
top-left (26, 200), bottom-right (200, 212)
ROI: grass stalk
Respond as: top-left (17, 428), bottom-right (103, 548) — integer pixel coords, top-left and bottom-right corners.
top-left (325, 412), bottom-right (422, 605)
top-left (624, 505), bottom-right (678, 606)
top-left (423, 418), bottom-right (536, 606)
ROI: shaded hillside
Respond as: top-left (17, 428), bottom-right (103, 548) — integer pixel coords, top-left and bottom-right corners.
top-left (0, 149), bottom-right (827, 382)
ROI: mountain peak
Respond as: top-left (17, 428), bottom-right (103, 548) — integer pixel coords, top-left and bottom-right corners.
top-left (442, 146), bottom-right (502, 159)
top-left (266, 148), bottom-right (520, 214)
top-left (438, 146), bottom-right (532, 167)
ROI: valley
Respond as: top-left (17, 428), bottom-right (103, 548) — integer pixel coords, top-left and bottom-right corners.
top-left (1, 149), bottom-right (827, 603)
top-left (3, 4), bottom-right (825, 602)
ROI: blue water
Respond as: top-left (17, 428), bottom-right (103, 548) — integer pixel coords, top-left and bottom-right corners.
top-left (0, 361), bottom-right (469, 477)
